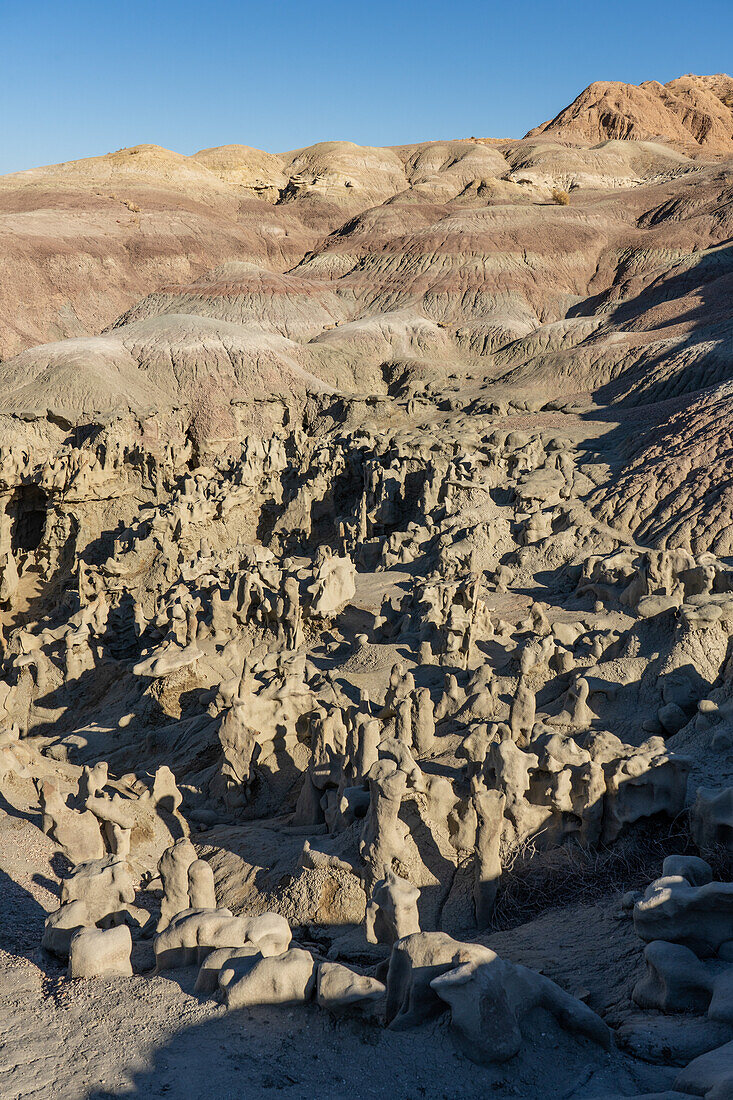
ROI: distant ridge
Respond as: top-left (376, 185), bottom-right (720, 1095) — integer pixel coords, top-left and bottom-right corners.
top-left (0, 74), bottom-right (731, 361)
top-left (527, 73), bottom-right (733, 151)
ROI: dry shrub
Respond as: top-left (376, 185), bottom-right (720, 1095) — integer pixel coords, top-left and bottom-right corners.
top-left (491, 821), bottom-right (692, 932)
top-left (551, 187), bottom-right (570, 206)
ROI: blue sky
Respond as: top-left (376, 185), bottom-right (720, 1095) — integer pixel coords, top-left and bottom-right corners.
top-left (1, 0), bottom-right (732, 174)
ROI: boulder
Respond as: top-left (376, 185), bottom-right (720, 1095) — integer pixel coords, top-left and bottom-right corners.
top-left (431, 953), bottom-right (611, 1065)
top-left (68, 925), bottom-right (133, 980)
top-left (316, 962), bottom-right (385, 1013)
top-left (221, 948), bottom-right (316, 1009)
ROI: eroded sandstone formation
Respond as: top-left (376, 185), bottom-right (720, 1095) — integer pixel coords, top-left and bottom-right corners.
top-left (3, 74), bottom-right (733, 1100)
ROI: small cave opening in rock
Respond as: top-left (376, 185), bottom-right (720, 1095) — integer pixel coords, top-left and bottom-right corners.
top-left (6, 486), bottom-right (49, 553)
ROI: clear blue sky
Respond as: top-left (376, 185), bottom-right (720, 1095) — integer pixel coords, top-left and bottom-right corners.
top-left (2, 0), bottom-right (732, 174)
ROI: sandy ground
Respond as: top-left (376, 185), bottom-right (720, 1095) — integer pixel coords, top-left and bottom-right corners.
top-left (0, 799), bottom-right (678, 1100)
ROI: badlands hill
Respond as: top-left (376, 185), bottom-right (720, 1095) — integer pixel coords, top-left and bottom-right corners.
top-left (1, 72), bottom-right (729, 361)
top-left (528, 72), bottom-right (733, 150)
top-left (3, 75), bottom-right (733, 1100)
top-left (2, 77), bottom-right (732, 550)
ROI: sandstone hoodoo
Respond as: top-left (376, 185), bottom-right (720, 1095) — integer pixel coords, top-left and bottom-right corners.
top-left (4, 72), bottom-right (733, 1100)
